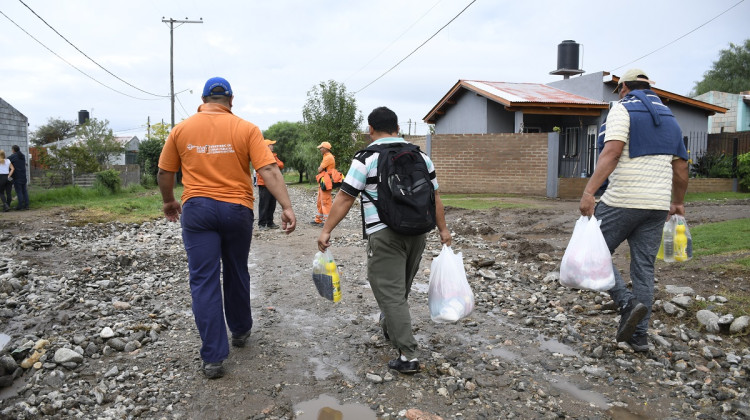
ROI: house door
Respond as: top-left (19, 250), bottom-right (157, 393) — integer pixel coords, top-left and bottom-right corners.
top-left (584, 125), bottom-right (598, 176)
top-left (558, 126), bottom-right (580, 177)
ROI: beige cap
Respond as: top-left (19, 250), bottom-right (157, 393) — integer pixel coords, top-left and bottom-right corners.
top-left (614, 68), bottom-right (655, 93)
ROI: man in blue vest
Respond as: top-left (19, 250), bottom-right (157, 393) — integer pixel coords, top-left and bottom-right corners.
top-left (579, 69), bottom-right (689, 352)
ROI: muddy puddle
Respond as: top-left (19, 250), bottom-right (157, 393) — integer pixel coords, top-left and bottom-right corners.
top-left (294, 394), bottom-right (376, 420)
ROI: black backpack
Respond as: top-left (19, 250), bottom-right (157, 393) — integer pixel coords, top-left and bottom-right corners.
top-left (356, 143), bottom-right (437, 236)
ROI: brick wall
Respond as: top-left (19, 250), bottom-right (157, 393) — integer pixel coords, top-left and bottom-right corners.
top-left (686, 178), bottom-right (734, 193)
top-left (431, 133), bottom-right (548, 195)
top-left (558, 178), bottom-right (589, 199)
top-left (405, 135), bottom-right (426, 151)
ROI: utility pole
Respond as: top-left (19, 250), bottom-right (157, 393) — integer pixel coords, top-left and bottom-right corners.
top-left (408, 119), bottom-right (412, 136)
top-left (162, 17), bottom-right (202, 128)
top-left (147, 116), bottom-right (151, 139)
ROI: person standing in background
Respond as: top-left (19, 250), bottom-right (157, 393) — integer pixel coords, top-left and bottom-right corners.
top-left (0, 150), bottom-right (15, 212)
top-left (9, 145), bottom-right (29, 210)
top-left (257, 139), bottom-right (284, 229)
top-left (311, 141), bottom-right (335, 226)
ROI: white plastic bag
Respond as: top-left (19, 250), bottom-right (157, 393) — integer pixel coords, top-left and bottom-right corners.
top-left (428, 245), bottom-right (475, 323)
top-left (559, 215), bottom-right (615, 291)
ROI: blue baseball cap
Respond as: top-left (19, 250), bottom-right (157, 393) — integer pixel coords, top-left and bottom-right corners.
top-left (202, 77), bottom-right (233, 97)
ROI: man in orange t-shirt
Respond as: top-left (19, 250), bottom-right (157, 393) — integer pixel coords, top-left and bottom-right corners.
top-left (158, 77), bottom-right (296, 379)
top-left (257, 139), bottom-right (285, 229)
top-left (312, 141), bottom-right (335, 225)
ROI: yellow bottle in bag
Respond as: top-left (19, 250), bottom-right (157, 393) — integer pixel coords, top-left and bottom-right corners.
top-left (326, 261), bottom-right (341, 302)
top-left (674, 224), bottom-right (688, 262)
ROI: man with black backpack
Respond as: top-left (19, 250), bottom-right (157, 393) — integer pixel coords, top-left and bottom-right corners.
top-left (317, 106), bottom-right (451, 374)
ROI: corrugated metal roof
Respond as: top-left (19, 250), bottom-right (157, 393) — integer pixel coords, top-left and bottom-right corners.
top-left (464, 80), bottom-right (606, 105)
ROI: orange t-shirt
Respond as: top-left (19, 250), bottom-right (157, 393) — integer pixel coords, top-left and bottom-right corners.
top-left (158, 103), bottom-right (275, 209)
top-left (256, 153), bottom-right (284, 186)
top-left (320, 152), bottom-right (335, 172)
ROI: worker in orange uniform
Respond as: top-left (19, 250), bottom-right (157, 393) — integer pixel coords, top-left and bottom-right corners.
top-left (311, 141), bottom-right (335, 226)
top-left (257, 139), bottom-right (285, 229)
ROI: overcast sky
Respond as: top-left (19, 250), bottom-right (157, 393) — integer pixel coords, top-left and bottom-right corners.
top-left (1, 0), bottom-right (747, 140)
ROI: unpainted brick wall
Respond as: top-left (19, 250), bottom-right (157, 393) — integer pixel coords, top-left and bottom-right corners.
top-left (431, 133), bottom-right (548, 195)
top-left (686, 178), bottom-right (733, 193)
top-left (557, 178), bottom-right (589, 199)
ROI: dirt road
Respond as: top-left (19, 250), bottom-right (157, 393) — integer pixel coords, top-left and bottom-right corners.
top-left (0, 189), bottom-right (749, 419)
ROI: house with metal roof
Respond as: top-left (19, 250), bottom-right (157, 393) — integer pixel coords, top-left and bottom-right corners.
top-left (423, 72), bottom-right (727, 178)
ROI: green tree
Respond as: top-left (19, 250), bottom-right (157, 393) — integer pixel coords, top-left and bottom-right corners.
top-left (691, 39), bottom-right (750, 96)
top-left (138, 122), bottom-right (171, 181)
top-left (263, 121), bottom-right (317, 183)
top-left (76, 118), bottom-right (125, 167)
top-left (302, 80), bottom-right (363, 174)
top-left (31, 117), bottom-right (77, 146)
top-left (39, 144), bottom-right (100, 183)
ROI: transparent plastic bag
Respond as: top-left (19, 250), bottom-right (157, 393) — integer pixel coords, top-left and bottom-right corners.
top-left (559, 215), bottom-right (615, 291)
top-left (657, 215), bottom-right (692, 262)
top-left (312, 249), bottom-right (341, 302)
top-left (428, 245), bottom-right (475, 323)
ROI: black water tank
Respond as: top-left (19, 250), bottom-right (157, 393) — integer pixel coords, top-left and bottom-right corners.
top-left (557, 40), bottom-right (580, 70)
top-left (78, 110), bottom-right (90, 125)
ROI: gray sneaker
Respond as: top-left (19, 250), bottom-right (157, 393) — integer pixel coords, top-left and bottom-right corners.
top-left (628, 334), bottom-right (650, 352)
top-left (232, 330), bottom-right (251, 348)
top-left (202, 361), bottom-right (224, 379)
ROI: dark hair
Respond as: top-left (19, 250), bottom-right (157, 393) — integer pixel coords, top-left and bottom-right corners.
top-left (204, 88), bottom-right (231, 104)
top-left (11, 145), bottom-right (20, 152)
top-left (368, 107), bottom-right (398, 134)
top-left (624, 81), bottom-right (651, 91)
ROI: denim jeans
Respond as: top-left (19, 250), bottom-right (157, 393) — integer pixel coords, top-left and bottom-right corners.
top-left (181, 197), bottom-right (254, 363)
top-left (595, 202), bottom-right (667, 337)
top-left (13, 178), bottom-right (29, 209)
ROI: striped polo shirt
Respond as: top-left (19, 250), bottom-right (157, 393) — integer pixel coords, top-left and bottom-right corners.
top-left (340, 137), bottom-right (438, 235)
top-left (600, 102), bottom-right (674, 210)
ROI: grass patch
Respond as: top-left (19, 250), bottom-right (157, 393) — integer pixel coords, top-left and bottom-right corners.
top-left (440, 194), bottom-right (531, 210)
top-left (685, 191), bottom-right (750, 202)
top-left (722, 291), bottom-right (750, 317)
top-left (690, 218), bottom-right (750, 257)
top-left (691, 290), bottom-right (750, 319)
top-left (282, 170), bottom-right (305, 184)
top-left (29, 184), bottom-right (177, 224)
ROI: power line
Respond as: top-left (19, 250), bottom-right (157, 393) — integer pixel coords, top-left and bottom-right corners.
top-left (175, 94), bottom-right (190, 119)
top-left (18, 0), bottom-right (170, 98)
top-left (355, 0), bottom-right (476, 94)
top-left (114, 125), bottom-right (146, 134)
top-left (344, 1), bottom-right (443, 83)
top-left (610, 0), bottom-right (745, 72)
top-left (0, 9), bottom-right (161, 101)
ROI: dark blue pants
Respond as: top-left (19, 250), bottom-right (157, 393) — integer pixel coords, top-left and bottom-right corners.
top-left (13, 178), bottom-right (29, 209)
top-left (181, 197), bottom-right (254, 363)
